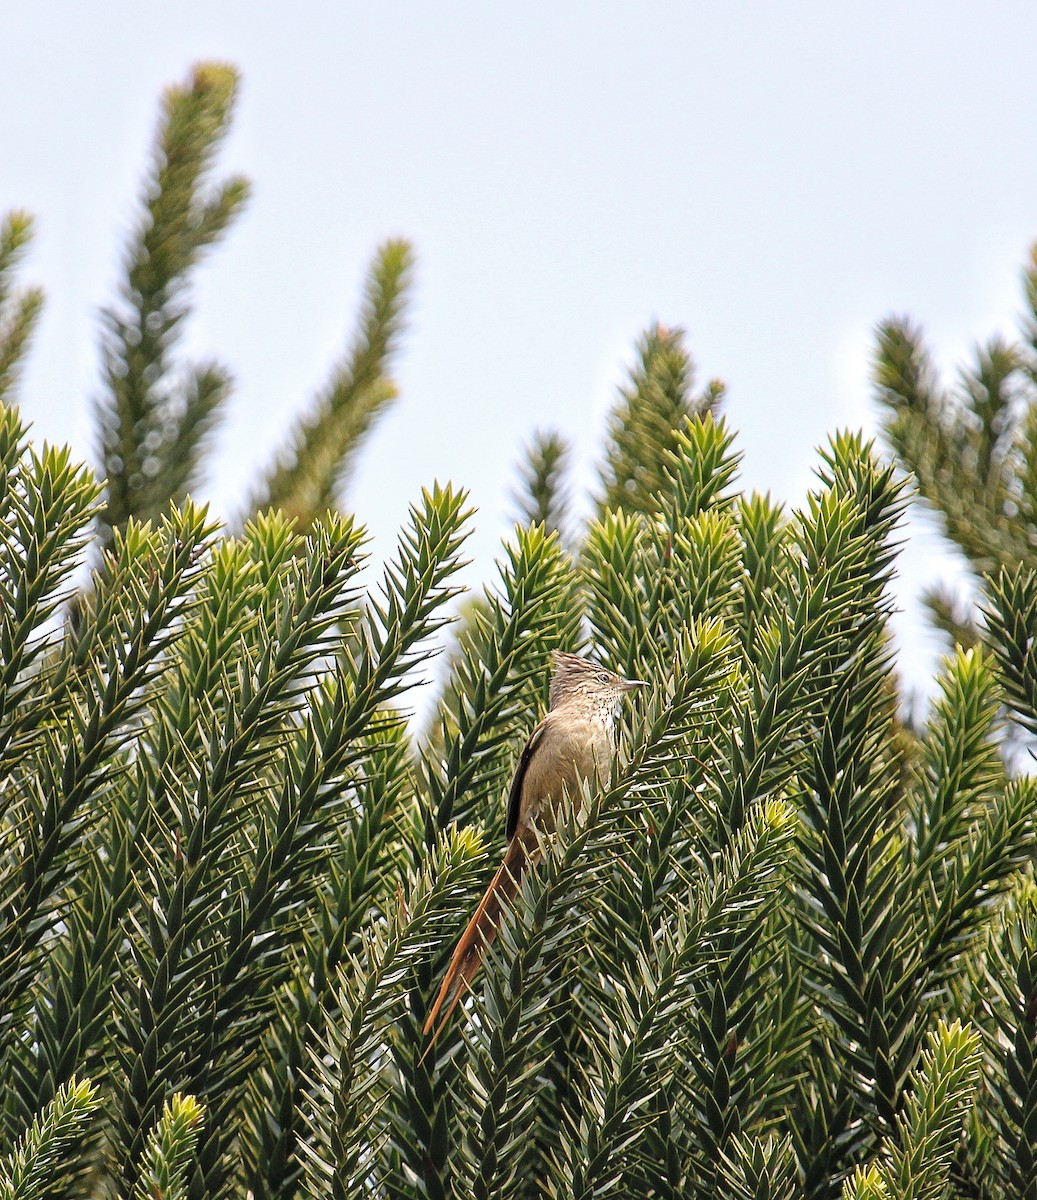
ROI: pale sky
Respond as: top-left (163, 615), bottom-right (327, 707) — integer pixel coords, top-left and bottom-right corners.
top-left (6, 3), bottom-right (1037, 704)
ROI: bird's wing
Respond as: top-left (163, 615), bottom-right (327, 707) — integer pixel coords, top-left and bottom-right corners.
top-left (506, 719), bottom-right (546, 841)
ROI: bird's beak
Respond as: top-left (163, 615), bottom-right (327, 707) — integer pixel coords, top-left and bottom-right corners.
top-left (621, 678), bottom-right (649, 691)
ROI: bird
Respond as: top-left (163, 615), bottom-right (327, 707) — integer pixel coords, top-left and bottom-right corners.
top-left (422, 650), bottom-right (648, 1044)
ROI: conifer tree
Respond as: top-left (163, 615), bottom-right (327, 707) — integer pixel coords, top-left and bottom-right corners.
top-left (597, 322), bottom-right (724, 519)
top-left (244, 238), bottom-right (415, 531)
top-left (3, 379), bottom-right (1031, 1197)
top-left (93, 62), bottom-right (249, 547)
top-left (0, 212), bottom-right (43, 408)
top-left (873, 242), bottom-right (1037, 647)
top-left (0, 60), bottom-right (418, 552)
top-left (1, 58), bottom-right (1036, 1200)
top-left (510, 430), bottom-right (572, 543)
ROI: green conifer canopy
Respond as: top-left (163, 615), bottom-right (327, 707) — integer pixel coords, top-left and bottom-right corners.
top-left (0, 58), bottom-right (1036, 1200)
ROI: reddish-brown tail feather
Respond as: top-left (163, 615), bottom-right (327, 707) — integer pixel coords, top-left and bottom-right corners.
top-left (423, 837), bottom-right (528, 1044)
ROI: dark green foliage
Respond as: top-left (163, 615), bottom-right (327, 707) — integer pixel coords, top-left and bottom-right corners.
top-left (5, 58), bottom-right (1037, 1200)
top-left (106, 511), bottom-right (370, 1198)
top-left (972, 886), bottom-right (1037, 1198)
top-left (244, 723), bottom-right (413, 1200)
top-left (0, 212), bottom-right (44, 406)
top-left (510, 431), bottom-right (572, 542)
top-left (983, 566), bottom-right (1037, 738)
top-left (0, 406), bottom-right (100, 779)
top-left (874, 240), bottom-right (1037, 655)
top-left (94, 63), bottom-right (249, 547)
top-left (133, 1094), bottom-right (205, 1200)
top-left (242, 484), bottom-right (474, 1200)
top-left (447, 620), bottom-right (740, 1200)
top-left (552, 797), bottom-right (795, 1200)
top-left (719, 1135), bottom-right (800, 1200)
top-left (301, 828), bottom-right (488, 1200)
top-left (0, 1079), bottom-right (99, 1200)
top-left (4, 349), bottom-right (1037, 1199)
top-left (0, 394), bottom-right (479, 1196)
top-left (246, 239), bottom-right (416, 529)
top-left (27, 58), bottom-right (414, 550)
top-left (874, 318), bottom-right (1031, 581)
top-left (597, 323), bottom-right (725, 520)
top-left (842, 1021), bottom-right (981, 1200)
top-left (1, 499), bottom-right (214, 1069)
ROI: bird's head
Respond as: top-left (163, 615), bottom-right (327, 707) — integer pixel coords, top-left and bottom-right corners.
top-left (548, 651), bottom-right (648, 719)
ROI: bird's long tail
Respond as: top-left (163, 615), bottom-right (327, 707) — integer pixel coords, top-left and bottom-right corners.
top-left (423, 836), bottom-right (528, 1044)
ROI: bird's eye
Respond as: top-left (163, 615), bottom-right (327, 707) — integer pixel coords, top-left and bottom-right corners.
top-left (597, 671), bottom-right (610, 684)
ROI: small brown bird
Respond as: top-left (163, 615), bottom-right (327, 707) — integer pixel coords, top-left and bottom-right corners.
top-left (423, 651), bottom-right (648, 1043)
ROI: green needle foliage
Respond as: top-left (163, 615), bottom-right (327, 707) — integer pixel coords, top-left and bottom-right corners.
top-left (0, 213), bottom-right (44, 407)
top-left (0, 1078), bottom-right (99, 1200)
top-left (720, 1135), bottom-right (800, 1200)
top-left (983, 565), bottom-right (1037, 739)
top-left (4, 58), bottom-right (1037, 1200)
top-left (597, 323), bottom-right (725, 520)
top-left (510, 431), bottom-right (573, 543)
top-left (0, 61), bottom-right (420, 553)
top-left (841, 1021), bottom-right (981, 1200)
top-left (93, 63), bottom-right (250, 547)
top-left (133, 1094), bottom-right (206, 1200)
top-left (246, 238), bottom-right (416, 530)
top-left (4, 355), bottom-right (1037, 1199)
top-left (874, 239), bottom-right (1037, 649)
